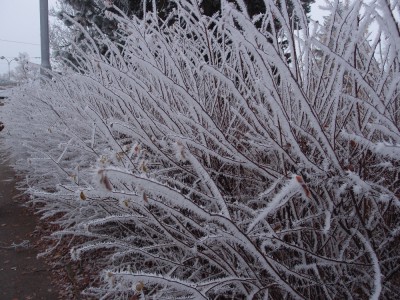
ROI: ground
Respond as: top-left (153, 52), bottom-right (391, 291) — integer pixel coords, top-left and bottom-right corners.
top-left (0, 151), bottom-right (59, 299)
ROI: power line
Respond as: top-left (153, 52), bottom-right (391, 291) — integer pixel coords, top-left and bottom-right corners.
top-left (0, 38), bottom-right (40, 46)
top-left (0, 56), bottom-right (41, 59)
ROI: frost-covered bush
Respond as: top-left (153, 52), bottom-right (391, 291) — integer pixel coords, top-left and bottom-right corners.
top-left (1, 0), bottom-right (400, 299)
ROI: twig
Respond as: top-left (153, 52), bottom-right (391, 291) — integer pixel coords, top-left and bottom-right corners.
top-left (0, 239), bottom-right (30, 250)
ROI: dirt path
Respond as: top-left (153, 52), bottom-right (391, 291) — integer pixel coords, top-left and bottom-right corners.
top-left (0, 151), bottom-right (59, 299)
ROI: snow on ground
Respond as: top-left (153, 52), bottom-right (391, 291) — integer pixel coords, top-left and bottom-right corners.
top-left (0, 88), bottom-right (12, 99)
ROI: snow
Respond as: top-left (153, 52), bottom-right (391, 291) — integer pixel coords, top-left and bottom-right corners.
top-left (0, 0), bottom-right (399, 298)
top-left (0, 88), bottom-right (13, 99)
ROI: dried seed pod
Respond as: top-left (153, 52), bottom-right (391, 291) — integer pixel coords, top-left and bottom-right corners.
top-left (98, 169), bottom-right (113, 191)
top-left (295, 175), bottom-right (311, 198)
top-left (136, 281), bottom-right (144, 292)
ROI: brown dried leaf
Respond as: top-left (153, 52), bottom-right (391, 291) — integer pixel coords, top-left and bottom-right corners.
top-left (136, 281), bottom-right (144, 292)
top-left (102, 174), bottom-right (113, 191)
top-left (116, 152), bottom-right (124, 161)
top-left (295, 175), bottom-right (311, 198)
top-left (295, 175), bottom-right (304, 184)
top-left (99, 170), bottom-right (112, 191)
top-left (134, 144), bottom-right (140, 154)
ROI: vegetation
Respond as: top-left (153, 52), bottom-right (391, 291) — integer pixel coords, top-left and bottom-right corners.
top-left (54, 0), bottom-right (314, 59)
top-left (1, 0), bottom-right (400, 299)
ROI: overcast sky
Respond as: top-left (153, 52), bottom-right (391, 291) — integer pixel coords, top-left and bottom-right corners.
top-left (0, 0), bottom-right (328, 76)
top-left (0, 0), bottom-right (56, 75)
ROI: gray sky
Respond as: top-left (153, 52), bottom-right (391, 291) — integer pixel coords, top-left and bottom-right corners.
top-left (0, 0), bottom-right (57, 75)
top-left (0, 0), bottom-right (327, 76)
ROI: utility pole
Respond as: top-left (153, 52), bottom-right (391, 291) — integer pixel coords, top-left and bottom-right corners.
top-left (40, 0), bottom-right (51, 75)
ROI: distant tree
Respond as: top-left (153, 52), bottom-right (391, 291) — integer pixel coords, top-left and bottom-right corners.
top-left (54, 0), bottom-right (314, 51)
top-left (11, 53), bottom-right (40, 83)
top-left (201, 0), bottom-right (314, 17)
top-left (0, 73), bottom-right (9, 84)
top-left (53, 0), bottom-right (314, 75)
top-left (58, 0), bottom-right (315, 18)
